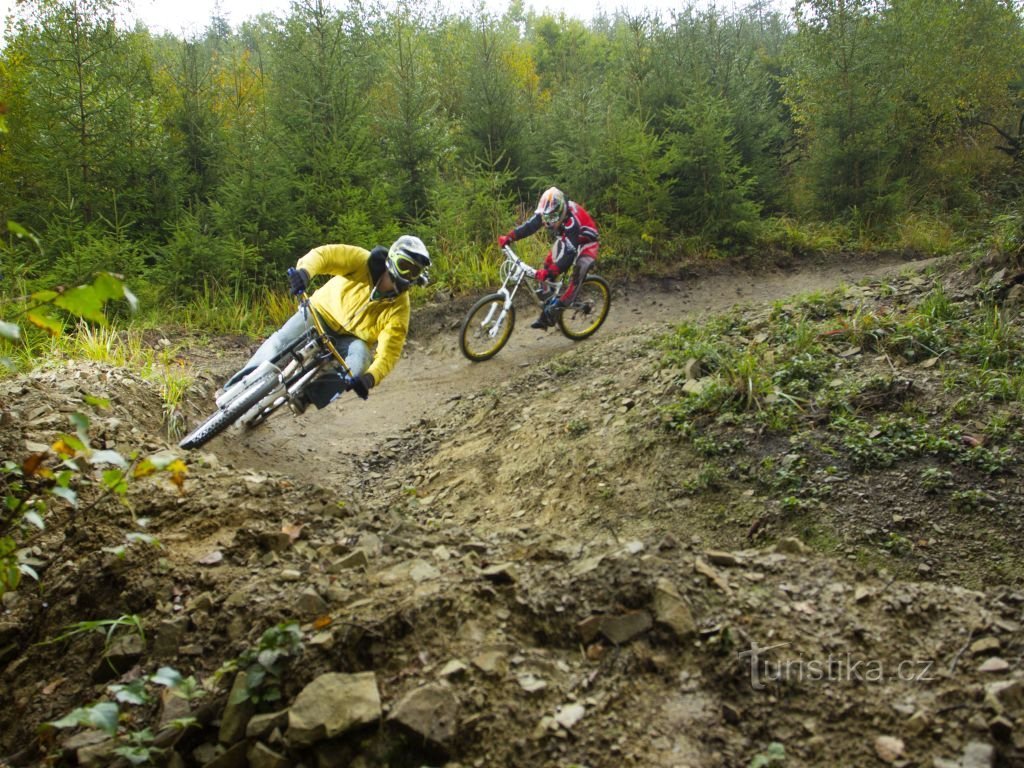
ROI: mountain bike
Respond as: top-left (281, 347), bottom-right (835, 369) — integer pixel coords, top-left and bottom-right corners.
top-left (459, 244), bottom-right (611, 361)
top-left (179, 293), bottom-right (362, 449)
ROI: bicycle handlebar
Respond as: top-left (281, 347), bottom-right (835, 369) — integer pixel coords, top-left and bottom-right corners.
top-left (501, 244), bottom-right (537, 278)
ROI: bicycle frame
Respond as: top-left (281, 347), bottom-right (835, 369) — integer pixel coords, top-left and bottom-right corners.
top-left (474, 245), bottom-right (561, 339)
top-left (181, 293), bottom-right (364, 448)
top-left (215, 296), bottom-right (352, 421)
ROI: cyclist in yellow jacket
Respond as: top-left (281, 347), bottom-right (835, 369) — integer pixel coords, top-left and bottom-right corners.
top-left (224, 235), bottom-right (431, 412)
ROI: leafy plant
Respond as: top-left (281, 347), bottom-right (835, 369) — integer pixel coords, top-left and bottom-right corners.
top-left (1, 411), bottom-right (188, 598)
top-left (46, 666), bottom-right (203, 764)
top-left (749, 741), bottom-right (786, 767)
top-left (219, 621), bottom-right (304, 707)
top-left (40, 614), bottom-right (146, 652)
top-left (919, 467), bottom-right (954, 493)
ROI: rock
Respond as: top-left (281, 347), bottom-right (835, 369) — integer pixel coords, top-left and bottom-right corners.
top-left (985, 679), bottom-right (1024, 715)
top-left (554, 703), bottom-right (585, 730)
top-left (286, 672), bottom-right (382, 746)
top-left (409, 559), bottom-right (441, 583)
top-left (219, 671), bottom-right (255, 745)
top-left (517, 673), bottom-right (548, 693)
top-left (774, 537), bottom-right (810, 555)
top-left (682, 378), bottom-right (707, 395)
top-left (296, 588), bottom-right (328, 617)
top-left (329, 549), bottom-right (369, 572)
top-left (246, 708), bottom-right (289, 740)
top-left (438, 659), bottom-right (469, 679)
top-left (152, 618), bottom-right (188, 659)
top-left (158, 687), bottom-right (191, 729)
top-left (93, 632), bottom-right (145, 683)
top-left (683, 358), bottom-right (704, 380)
top-left (247, 742), bottom-right (290, 768)
top-left (378, 559), bottom-right (441, 585)
top-left (977, 657), bottom-right (1010, 674)
top-left (202, 740), bottom-right (248, 768)
top-left (471, 650), bottom-right (507, 676)
top-left (905, 709), bottom-right (931, 736)
top-left (63, 729), bottom-right (113, 764)
top-left (653, 578), bottom-right (697, 638)
top-left (599, 611), bottom-right (653, 645)
top-left (704, 550), bottom-right (741, 567)
top-left (873, 734), bottom-right (905, 763)
top-left (961, 741), bottom-right (995, 768)
top-left (388, 683), bottom-right (459, 747)
top-left (854, 586), bottom-right (874, 603)
top-left (258, 531), bottom-right (293, 553)
top-left (481, 563), bottom-right (516, 584)
top-left (570, 554), bottom-right (604, 576)
top-left (694, 557), bottom-right (732, 594)
top-left (970, 637), bottom-right (1001, 656)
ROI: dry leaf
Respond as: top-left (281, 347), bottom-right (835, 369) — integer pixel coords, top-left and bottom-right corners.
top-left (22, 453), bottom-right (46, 476)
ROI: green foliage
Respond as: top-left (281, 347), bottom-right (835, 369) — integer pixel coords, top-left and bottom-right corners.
top-left (750, 741), bottom-right (786, 768)
top-left (664, 89), bottom-right (762, 244)
top-left (426, 162), bottom-right (518, 293)
top-left (46, 666), bottom-right (204, 762)
top-left (0, 410), bottom-right (188, 599)
top-left (41, 614), bottom-right (146, 651)
top-left (1, 271), bottom-right (138, 349)
top-left (219, 621), bottom-right (304, 706)
top-left (1, 0), bottom-right (1023, 305)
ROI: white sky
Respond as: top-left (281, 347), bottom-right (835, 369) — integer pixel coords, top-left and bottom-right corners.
top-left (1, 0), bottom-right (771, 42)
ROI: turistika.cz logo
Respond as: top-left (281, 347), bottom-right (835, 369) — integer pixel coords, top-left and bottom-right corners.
top-left (737, 642), bottom-right (938, 691)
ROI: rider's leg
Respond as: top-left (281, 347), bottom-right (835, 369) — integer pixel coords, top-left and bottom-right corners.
top-left (303, 336), bottom-right (372, 409)
top-left (224, 309), bottom-right (311, 388)
top-left (533, 243), bottom-right (572, 328)
top-left (561, 254), bottom-right (596, 304)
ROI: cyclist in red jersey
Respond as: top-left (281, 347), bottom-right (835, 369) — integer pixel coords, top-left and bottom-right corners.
top-left (498, 187), bottom-right (600, 329)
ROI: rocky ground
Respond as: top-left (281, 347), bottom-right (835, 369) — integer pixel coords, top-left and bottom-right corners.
top-left (1, 251), bottom-right (1022, 768)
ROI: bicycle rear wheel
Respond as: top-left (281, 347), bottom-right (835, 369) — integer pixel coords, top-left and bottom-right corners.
top-left (558, 275), bottom-right (611, 340)
top-left (459, 293), bottom-right (515, 361)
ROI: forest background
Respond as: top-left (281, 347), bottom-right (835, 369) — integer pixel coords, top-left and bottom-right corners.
top-left (2, 0), bottom-right (1024, 337)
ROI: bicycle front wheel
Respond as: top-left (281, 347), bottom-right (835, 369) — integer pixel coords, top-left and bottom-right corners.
top-left (179, 369), bottom-right (279, 449)
top-left (459, 293), bottom-right (515, 361)
top-left (558, 275), bottom-right (611, 340)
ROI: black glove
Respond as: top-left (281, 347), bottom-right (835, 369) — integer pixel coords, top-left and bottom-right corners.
top-left (346, 372), bottom-right (374, 400)
top-left (287, 267), bottom-right (310, 296)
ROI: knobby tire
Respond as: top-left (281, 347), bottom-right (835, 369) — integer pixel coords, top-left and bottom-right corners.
top-left (179, 372), bottom-right (279, 449)
top-left (557, 275), bottom-right (611, 341)
top-left (459, 293), bottom-right (515, 362)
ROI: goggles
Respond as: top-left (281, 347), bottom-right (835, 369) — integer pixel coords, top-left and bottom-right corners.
top-left (393, 252), bottom-right (426, 282)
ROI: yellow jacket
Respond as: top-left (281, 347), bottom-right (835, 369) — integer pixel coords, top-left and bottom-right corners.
top-left (296, 244), bottom-right (410, 386)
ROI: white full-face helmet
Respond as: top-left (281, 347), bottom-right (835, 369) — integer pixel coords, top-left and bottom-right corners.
top-left (536, 187), bottom-right (567, 229)
top-left (386, 235), bottom-right (431, 290)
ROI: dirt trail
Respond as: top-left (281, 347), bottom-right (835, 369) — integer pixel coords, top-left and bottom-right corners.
top-left (207, 252), bottom-right (937, 481)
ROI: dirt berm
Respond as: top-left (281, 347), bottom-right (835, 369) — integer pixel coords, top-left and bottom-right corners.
top-left (1, 251), bottom-right (1021, 767)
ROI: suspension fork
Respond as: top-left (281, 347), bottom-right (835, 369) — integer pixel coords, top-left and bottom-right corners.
top-left (481, 285), bottom-right (515, 330)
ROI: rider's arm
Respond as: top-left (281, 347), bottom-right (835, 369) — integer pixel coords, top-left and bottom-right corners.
top-left (511, 212), bottom-right (544, 242)
top-left (365, 302), bottom-right (411, 385)
top-left (296, 244), bottom-right (370, 279)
